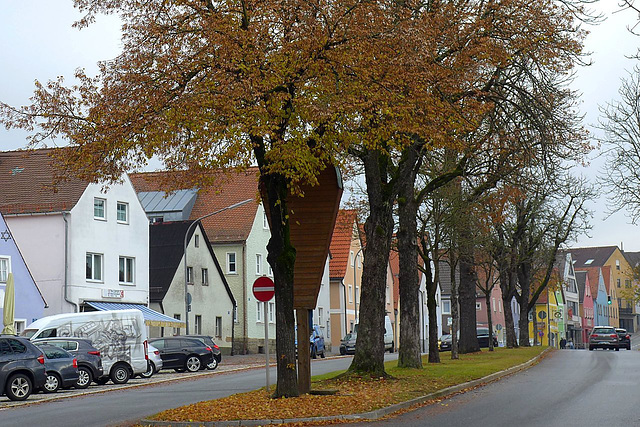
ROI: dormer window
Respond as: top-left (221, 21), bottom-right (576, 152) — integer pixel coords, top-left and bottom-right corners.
top-left (584, 259), bottom-right (594, 265)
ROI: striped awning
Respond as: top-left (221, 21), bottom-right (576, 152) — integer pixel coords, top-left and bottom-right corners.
top-left (85, 301), bottom-right (186, 328)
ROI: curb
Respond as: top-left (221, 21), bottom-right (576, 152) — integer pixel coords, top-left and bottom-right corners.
top-left (140, 348), bottom-right (551, 427)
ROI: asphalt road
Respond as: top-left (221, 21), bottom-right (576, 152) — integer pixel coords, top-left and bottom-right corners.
top-left (0, 354), bottom-right (397, 427)
top-left (343, 348), bottom-right (640, 427)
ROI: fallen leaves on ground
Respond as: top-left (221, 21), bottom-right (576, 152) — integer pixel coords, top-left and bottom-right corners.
top-left (151, 347), bottom-right (545, 423)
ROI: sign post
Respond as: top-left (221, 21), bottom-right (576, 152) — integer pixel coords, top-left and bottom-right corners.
top-left (253, 276), bottom-right (275, 393)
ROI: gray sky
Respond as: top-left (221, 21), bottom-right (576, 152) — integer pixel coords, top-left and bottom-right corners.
top-left (0, 1), bottom-right (639, 250)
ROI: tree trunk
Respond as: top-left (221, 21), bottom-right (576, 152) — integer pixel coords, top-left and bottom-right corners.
top-left (518, 265), bottom-right (531, 347)
top-left (458, 243), bottom-right (480, 353)
top-left (397, 147), bottom-right (422, 369)
top-left (486, 292), bottom-right (494, 351)
top-left (502, 292), bottom-right (518, 348)
top-left (425, 258), bottom-right (440, 363)
top-left (256, 136), bottom-right (299, 398)
top-left (450, 254), bottom-right (460, 360)
top-left (349, 150), bottom-right (395, 376)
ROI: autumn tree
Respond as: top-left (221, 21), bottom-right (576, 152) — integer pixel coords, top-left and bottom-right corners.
top-left (0, 0), bottom-right (406, 397)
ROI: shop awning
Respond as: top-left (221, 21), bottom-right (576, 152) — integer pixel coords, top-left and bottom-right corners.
top-left (85, 301), bottom-right (186, 328)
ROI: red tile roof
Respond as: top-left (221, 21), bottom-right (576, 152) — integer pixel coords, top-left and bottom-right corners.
top-left (130, 169), bottom-right (260, 243)
top-left (602, 265), bottom-right (612, 294)
top-left (0, 148), bottom-right (89, 214)
top-left (574, 266), bottom-right (601, 299)
top-left (329, 210), bottom-right (358, 279)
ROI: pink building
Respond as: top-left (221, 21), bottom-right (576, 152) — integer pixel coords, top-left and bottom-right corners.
top-left (575, 270), bottom-right (595, 345)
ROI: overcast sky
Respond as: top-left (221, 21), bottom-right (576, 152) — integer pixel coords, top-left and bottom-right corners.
top-left (1, 1), bottom-right (639, 250)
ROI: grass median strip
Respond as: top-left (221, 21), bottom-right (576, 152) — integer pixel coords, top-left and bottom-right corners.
top-left (150, 347), bottom-right (546, 423)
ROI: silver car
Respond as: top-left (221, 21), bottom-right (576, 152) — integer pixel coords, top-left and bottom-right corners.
top-left (139, 343), bottom-right (163, 378)
top-left (589, 326), bottom-right (620, 351)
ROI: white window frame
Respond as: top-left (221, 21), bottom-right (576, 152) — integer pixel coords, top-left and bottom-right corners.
top-left (350, 251), bottom-right (354, 267)
top-left (263, 211), bottom-right (269, 229)
top-left (476, 302), bottom-right (482, 311)
top-left (194, 234), bottom-right (200, 248)
top-left (348, 284), bottom-right (353, 303)
top-left (93, 198), bottom-right (106, 220)
top-left (269, 302), bottom-right (275, 323)
top-left (116, 201), bottom-right (129, 224)
top-left (194, 315), bottom-right (202, 335)
top-left (256, 301), bottom-right (263, 323)
top-left (86, 252), bottom-right (103, 282)
top-left (226, 252), bottom-right (237, 274)
top-left (492, 297), bottom-right (496, 312)
top-left (173, 314), bottom-right (181, 336)
top-left (0, 257), bottom-right (10, 283)
top-left (186, 266), bottom-right (194, 284)
top-left (442, 300), bottom-right (451, 315)
top-left (202, 268), bottom-right (209, 286)
top-left (256, 253), bottom-right (262, 275)
top-left (386, 286), bottom-right (390, 304)
top-left (119, 256), bottom-right (135, 284)
top-left (215, 316), bottom-right (223, 338)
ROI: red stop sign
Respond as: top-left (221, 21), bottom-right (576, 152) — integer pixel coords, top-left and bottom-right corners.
top-left (253, 276), bottom-right (275, 302)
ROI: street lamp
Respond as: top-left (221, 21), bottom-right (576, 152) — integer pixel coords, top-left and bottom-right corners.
top-left (184, 198), bottom-right (253, 334)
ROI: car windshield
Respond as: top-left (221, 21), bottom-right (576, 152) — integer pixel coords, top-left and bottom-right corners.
top-left (440, 335), bottom-right (452, 341)
top-left (21, 329), bottom-right (37, 338)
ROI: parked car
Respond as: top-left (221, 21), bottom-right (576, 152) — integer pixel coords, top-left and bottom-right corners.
top-left (615, 328), bottom-right (631, 350)
top-left (340, 332), bottom-right (356, 355)
top-left (0, 336), bottom-right (47, 401)
top-left (589, 326), bottom-right (620, 351)
top-left (34, 344), bottom-right (78, 393)
top-left (310, 325), bottom-right (326, 359)
top-left (439, 334), bottom-right (453, 352)
top-left (139, 343), bottom-right (163, 378)
top-left (148, 337), bottom-right (214, 372)
top-left (32, 337), bottom-right (103, 388)
top-left (185, 335), bottom-right (222, 369)
top-left (477, 328), bottom-right (499, 348)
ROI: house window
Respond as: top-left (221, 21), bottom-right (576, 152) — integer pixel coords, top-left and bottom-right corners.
top-left (492, 298), bottom-right (496, 312)
top-left (86, 253), bottom-right (103, 281)
top-left (386, 286), bottom-right (390, 304)
top-left (173, 314), bottom-right (181, 335)
top-left (626, 280), bottom-right (631, 288)
top-left (476, 302), bottom-right (482, 311)
top-left (616, 259), bottom-right (620, 270)
top-left (215, 316), bottom-right (222, 338)
top-left (617, 279), bottom-right (621, 288)
top-left (195, 315), bottom-right (202, 335)
top-left (326, 319), bottom-right (330, 338)
top-left (119, 256), bottom-right (135, 284)
top-left (355, 286), bottom-right (359, 304)
top-left (93, 198), bottom-right (106, 220)
top-left (256, 302), bottom-right (263, 322)
top-left (350, 320), bottom-right (354, 332)
top-left (499, 300), bottom-right (502, 313)
top-left (226, 252), bottom-right (237, 274)
top-left (263, 211), bottom-right (269, 229)
top-left (318, 307), bottom-right (324, 325)
top-left (348, 285), bottom-right (353, 303)
top-left (202, 268), bottom-right (209, 286)
top-left (269, 302), bottom-right (275, 323)
top-left (442, 300), bottom-right (451, 314)
top-left (233, 306), bottom-right (238, 323)
top-left (350, 251), bottom-right (354, 266)
top-left (194, 234), bottom-right (200, 248)
top-left (116, 202), bottom-right (128, 223)
top-left (0, 258), bottom-right (9, 283)
top-left (256, 254), bottom-right (262, 275)
top-left (186, 266), bottom-right (194, 284)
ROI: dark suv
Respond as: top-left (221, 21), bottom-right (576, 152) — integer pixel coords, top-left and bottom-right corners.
top-left (149, 337), bottom-right (214, 372)
top-left (32, 337), bottom-right (103, 388)
top-left (185, 335), bottom-right (222, 370)
top-left (589, 326), bottom-right (620, 351)
top-left (0, 336), bottom-right (47, 401)
top-left (615, 328), bottom-right (631, 350)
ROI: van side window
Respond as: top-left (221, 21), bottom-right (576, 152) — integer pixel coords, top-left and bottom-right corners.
top-left (36, 329), bottom-right (57, 340)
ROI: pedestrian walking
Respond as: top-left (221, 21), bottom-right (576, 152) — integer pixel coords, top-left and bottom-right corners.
top-left (560, 337), bottom-right (567, 349)
top-left (567, 339), bottom-right (574, 349)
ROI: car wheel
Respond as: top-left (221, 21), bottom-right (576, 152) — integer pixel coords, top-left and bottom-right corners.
top-left (628, 345), bottom-right (631, 350)
top-left (207, 358), bottom-right (218, 370)
top-left (615, 346), bottom-right (620, 351)
top-left (43, 373), bottom-right (61, 393)
top-left (110, 364), bottom-right (131, 384)
top-left (5, 373), bottom-right (32, 401)
top-left (140, 361), bottom-right (155, 379)
top-left (185, 355), bottom-right (202, 372)
top-left (75, 367), bottom-right (92, 389)
top-left (340, 347), bottom-right (346, 355)
top-left (320, 349), bottom-right (326, 358)
top-left (588, 346), bottom-right (593, 351)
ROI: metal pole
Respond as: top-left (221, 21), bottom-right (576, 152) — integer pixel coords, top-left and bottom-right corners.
top-left (265, 301), bottom-right (270, 393)
top-left (184, 198), bottom-right (253, 335)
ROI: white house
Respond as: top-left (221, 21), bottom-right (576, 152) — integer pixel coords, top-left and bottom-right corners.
top-left (0, 149), bottom-right (166, 324)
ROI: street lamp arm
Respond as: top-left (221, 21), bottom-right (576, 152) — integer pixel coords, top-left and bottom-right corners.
top-left (184, 198), bottom-right (254, 334)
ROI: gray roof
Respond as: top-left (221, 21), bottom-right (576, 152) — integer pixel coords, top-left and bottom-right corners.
top-left (567, 246), bottom-right (618, 269)
top-left (623, 251), bottom-right (640, 268)
top-left (575, 270), bottom-right (587, 302)
top-left (138, 189), bottom-right (197, 220)
top-left (437, 260), bottom-right (460, 296)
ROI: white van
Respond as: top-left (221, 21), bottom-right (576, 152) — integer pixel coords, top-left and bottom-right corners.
top-left (384, 315), bottom-right (394, 352)
top-left (22, 310), bottom-right (148, 384)
top-left (348, 315), bottom-right (395, 353)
